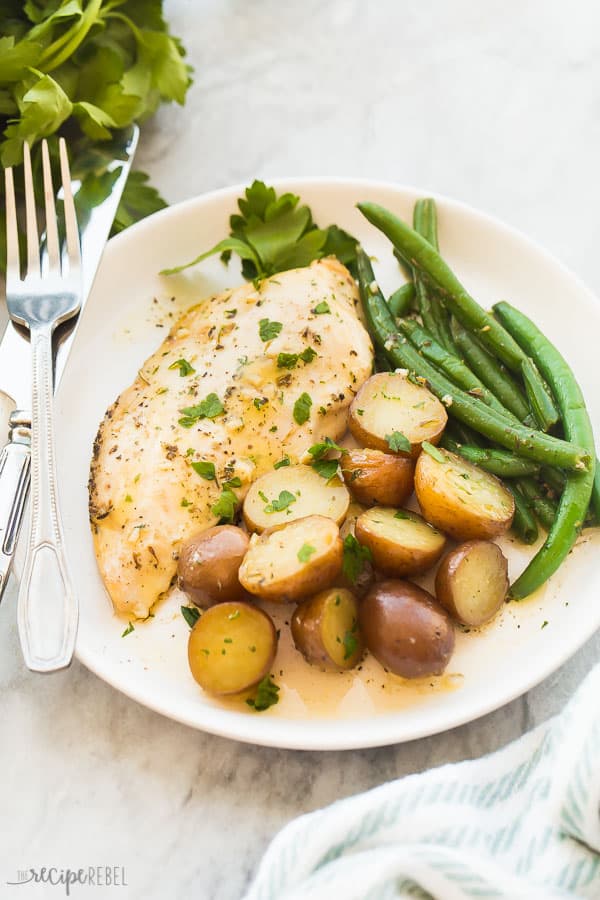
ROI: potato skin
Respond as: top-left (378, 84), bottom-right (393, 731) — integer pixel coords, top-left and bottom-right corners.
top-left (414, 448), bottom-right (515, 541)
top-left (238, 515), bottom-right (343, 602)
top-left (348, 372), bottom-right (447, 457)
top-left (177, 525), bottom-right (249, 608)
top-left (360, 580), bottom-right (455, 678)
top-left (435, 540), bottom-right (509, 626)
top-left (188, 601), bottom-right (277, 695)
top-left (355, 507), bottom-right (446, 577)
top-left (341, 448), bottom-right (415, 506)
top-left (291, 588), bottom-right (364, 670)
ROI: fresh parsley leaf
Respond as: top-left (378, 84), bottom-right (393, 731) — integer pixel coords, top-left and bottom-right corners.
top-left (293, 392), bottom-right (312, 425)
top-left (312, 458), bottom-right (340, 480)
top-left (300, 347), bottom-right (317, 363)
top-left (308, 437), bottom-right (346, 460)
top-left (343, 629), bottom-right (359, 661)
top-left (297, 543), bottom-right (316, 563)
top-left (273, 456), bottom-right (291, 470)
top-left (253, 397), bottom-right (268, 410)
top-left (421, 441), bottom-right (447, 463)
top-left (162, 180), bottom-right (359, 280)
top-left (168, 358), bottom-right (195, 377)
top-left (394, 510), bottom-right (411, 520)
top-left (312, 301), bottom-right (330, 314)
top-left (121, 621), bottom-right (135, 637)
top-left (246, 675), bottom-right (280, 711)
top-left (191, 460), bottom-right (216, 481)
top-left (179, 393), bottom-right (224, 427)
top-left (223, 477), bottom-right (242, 488)
top-left (262, 490), bottom-right (296, 514)
top-left (386, 431), bottom-right (411, 454)
top-left (181, 606), bottom-right (200, 628)
top-left (277, 352), bottom-right (299, 369)
top-left (212, 487), bottom-right (238, 524)
top-left (342, 534), bottom-right (372, 584)
top-left (259, 318), bottom-right (283, 342)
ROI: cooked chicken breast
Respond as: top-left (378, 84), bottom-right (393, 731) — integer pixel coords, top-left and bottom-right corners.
top-left (90, 259), bottom-right (373, 618)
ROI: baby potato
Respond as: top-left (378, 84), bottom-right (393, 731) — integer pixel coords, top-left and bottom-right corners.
top-left (188, 601), bottom-right (277, 695)
top-left (415, 447), bottom-right (515, 541)
top-left (177, 525), bottom-right (249, 608)
top-left (292, 588), bottom-right (364, 670)
top-left (348, 372), bottom-right (447, 457)
top-left (239, 515), bottom-right (343, 602)
top-left (355, 507), bottom-right (446, 577)
top-left (243, 464), bottom-right (349, 533)
top-left (341, 448), bottom-right (415, 506)
top-left (435, 540), bottom-right (509, 626)
top-left (339, 504), bottom-right (375, 597)
top-left (360, 580), bottom-right (455, 678)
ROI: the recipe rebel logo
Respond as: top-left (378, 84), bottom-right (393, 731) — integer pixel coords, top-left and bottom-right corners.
top-left (6, 866), bottom-right (128, 895)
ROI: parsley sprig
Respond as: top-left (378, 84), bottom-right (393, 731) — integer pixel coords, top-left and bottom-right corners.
top-left (162, 181), bottom-right (359, 279)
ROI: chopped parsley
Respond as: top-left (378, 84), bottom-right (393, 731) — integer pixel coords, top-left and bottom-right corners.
top-left (253, 397), bottom-right (268, 410)
top-left (273, 456), bottom-right (291, 470)
top-left (343, 628), bottom-right (358, 661)
top-left (312, 458), bottom-right (339, 480)
top-left (386, 431), bottom-right (411, 454)
top-left (121, 622), bottom-right (135, 637)
top-left (312, 300), bottom-right (331, 315)
top-left (168, 358), bottom-right (196, 377)
top-left (225, 308), bottom-right (237, 318)
top-left (421, 441), bottom-right (446, 463)
top-left (212, 487), bottom-right (238, 523)
top-left (259, 318), bottom-right (283, 342)
top-left (181, 606), bottom-right (201, 629)
top-left (276, 347), bottom-right (317, 369)
top-left (342, 533), bottom-right (373, 584)
top-left (179, 393), bottom-right (224, 427)
top-left (293, 392), bottom-right (312, 425)
top-left (394, 510), bottom-right (411, 520)
top-left (308, 437), bottom-right (346, 460)
top-left (246, 675), bottom-right (280, 711)
top-left (191, 460), bottom-right (216, 481)
top-left (260, 489), bottom-right (297, 514)
top-left (297, 543), bottom-right (316, 563)
top-left (223, 476), bottom-right (242, 488)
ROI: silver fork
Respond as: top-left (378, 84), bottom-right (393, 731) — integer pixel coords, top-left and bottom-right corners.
top-left (4, 138), bottom-right (81, 672)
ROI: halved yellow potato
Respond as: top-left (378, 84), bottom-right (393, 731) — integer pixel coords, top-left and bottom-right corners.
top-left (348, 372), bottom-right (447, 457)
top-left (187, 601), bottom-right (277, 695)
top-left (435, 540), bottom-right (509, 626)
top-left (238, 515), bottom-right (343, 602)
top-left (355, 507), bottom-right (446, 576)
top-left (341, 448), bottom-right (415, 506)
top-left (291, 588), bottom-right (364, 670)
top-left (415, 448), bottom-right (515, 541)
top-left (243, 464), bottom-right (350, 533)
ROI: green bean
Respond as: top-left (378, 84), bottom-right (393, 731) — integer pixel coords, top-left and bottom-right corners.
top-left (517, 477), bottom-right (558, 532)
top-left (493, 301), bottom-right (597, 598)
top-left (450, 319), bottom-right (531, 422)
top-left (412, 200), bottom-right (455, 352)
top-left (373, 349), bottom-right (392, 373)
top-left (387, 283), bottom-right (415, 318)
top-left (521, 357), bottom-right (559, 432)
top-left (354, 251), bottom-right (589, 470)
top-left (398, 318), bottom-right (514, 418)
top-left (507, 483), bottom-right (539, 545)
top-left (539, 465), bottom-right (565, 498)
top-left (357, 201), bottom-right (527, 371)
top-left (439, 438), bottom-right (540, 478)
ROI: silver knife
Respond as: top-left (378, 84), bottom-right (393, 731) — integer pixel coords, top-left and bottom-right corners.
top-left (0, 125), bottom-right (139, 598)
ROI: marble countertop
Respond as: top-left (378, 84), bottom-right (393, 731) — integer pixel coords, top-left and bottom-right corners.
top-left (2, 2), bottom-right (600, 898)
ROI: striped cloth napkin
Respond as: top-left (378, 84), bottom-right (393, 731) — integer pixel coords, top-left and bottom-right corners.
top-left (245, 664), bottom-right (600, 900)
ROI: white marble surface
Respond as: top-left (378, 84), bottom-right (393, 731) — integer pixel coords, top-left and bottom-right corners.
top-left (2, 2), bottom-right (600, 898)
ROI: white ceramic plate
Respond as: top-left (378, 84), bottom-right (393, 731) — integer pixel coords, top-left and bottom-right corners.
top-left (46, 178), bottom-right (600, 749)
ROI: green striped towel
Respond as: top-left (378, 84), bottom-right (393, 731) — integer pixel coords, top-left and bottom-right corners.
top-left (245, 664), bottom-right (600, 899)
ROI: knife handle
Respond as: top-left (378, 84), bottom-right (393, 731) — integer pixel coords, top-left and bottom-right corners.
top-left (0, 414), bottom-right (31, 601)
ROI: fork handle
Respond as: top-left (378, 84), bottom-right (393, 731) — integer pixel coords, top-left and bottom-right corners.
top-left (17, 326), bottom-right (77, 672)
top-left (0, 417), bottom-right (31, 601)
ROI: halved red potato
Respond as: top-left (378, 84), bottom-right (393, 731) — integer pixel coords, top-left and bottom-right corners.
top-left (291, 588), bottom-right (364, 670)
top-left (360, 580), bottom-right (455, 678)
top-left (187, 601), bottom-right (277, 695)
top-left (177, 525), bottom-right (249, 608)
top-left (238, 515), bottom-right (343, 602)
top-left (243, 465), bottom-right (349, 533)
top-left (355, 507), bottom-right (446, 577)
top-left (348, 372), bottom-right (447, 457)
top-left (435, 540), bottom-right (509, 626)
top-left (414, 447), bottom-right (515, 541)
top-left (341, 448), bottom-right (415, 506)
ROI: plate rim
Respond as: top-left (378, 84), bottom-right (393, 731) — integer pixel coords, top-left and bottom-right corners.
top-left (63, 175), bottom-right (600, 750)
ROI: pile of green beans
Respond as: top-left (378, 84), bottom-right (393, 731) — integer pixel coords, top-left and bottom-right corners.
top-left (355, 201), bottom-right (598, 600)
